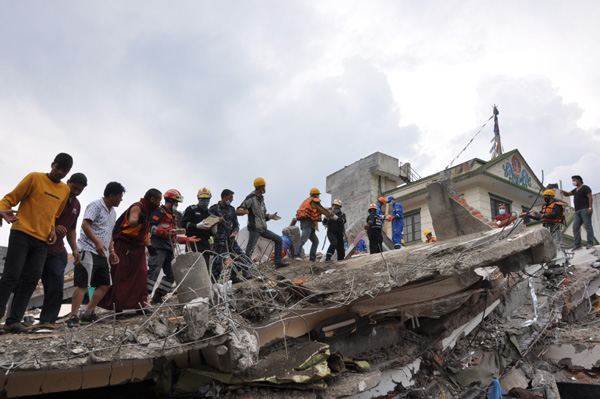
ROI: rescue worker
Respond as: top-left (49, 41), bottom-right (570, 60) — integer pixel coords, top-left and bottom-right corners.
top-left (210, 189), bottom-right (252, 283)
top-left (424, 230), bottom-right (437, 243)
top-left (520, 189), bottom-right (565, 241)
top-left (237, 178), bottom-right (290, 268)
top-left (388, 196), bottom-right (404, 249)
top-left (323, 198), bottom-right (346, 262)
top-left (181, 188), bottom-right (215, 274)
top-left (365, 203), bottom-right (383, 254)
top-left (376, 197), bottom-right (386, 216)
top-left (147, 189), bottom-right (199, 305)
top-left (294, 188), bottom-right (337, 261)
top-left (355, 239), bottom-right (367, 253)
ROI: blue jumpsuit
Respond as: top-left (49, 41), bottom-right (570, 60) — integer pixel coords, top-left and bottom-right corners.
top-left (391, 202), bottom-right (404, 249)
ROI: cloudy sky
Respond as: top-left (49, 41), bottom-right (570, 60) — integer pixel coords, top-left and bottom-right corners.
top-left (1, 1), bottom-right (599, 248)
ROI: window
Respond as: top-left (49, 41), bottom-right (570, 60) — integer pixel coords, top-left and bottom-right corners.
top-left (490, 198), bottom-right (511, 219)
top-left (403, 212), bottom-right (421, 243)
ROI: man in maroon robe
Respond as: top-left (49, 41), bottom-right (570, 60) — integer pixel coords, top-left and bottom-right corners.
top-left (99, 188), bottom-right (161, 312)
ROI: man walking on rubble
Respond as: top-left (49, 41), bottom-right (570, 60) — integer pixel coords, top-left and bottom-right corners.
top-left (0, 153), bottom-right (72, 333)
top-left (210, 189), bottom-right (252, 283)
top-left (561, 175), bottom-right (595, 249)
top-left (365, 203), bottom-right (383, 254)
top-left (181, 187), bottom-right (216, 275)
top-left (98, 188), bottom-right (162, 313)
top-left (237, 177), bottom-right (290, 268)
top-left (147, 189), bottom-right (199, 305)
top-left (294, 188), bottom-right (337, 261)
top-left (68, 182), bottom-right (124, 327)
top-left (323, 199), bottom-right (346, 262)
top-left (521, 189), bottom-right (565, 241)
top-left (37, 173), bottom-right (88, 329)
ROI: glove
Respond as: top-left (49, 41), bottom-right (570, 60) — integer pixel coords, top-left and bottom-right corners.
top-left (364, 224), bottom-right (370, 230)
top-left (196, 221), bottom-right (210, 229)
top-left (330, 213), bottom-right (339, 221)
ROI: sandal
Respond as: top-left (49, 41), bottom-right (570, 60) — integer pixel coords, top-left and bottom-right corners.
top-left (3, 322), bottom-right (32, 334)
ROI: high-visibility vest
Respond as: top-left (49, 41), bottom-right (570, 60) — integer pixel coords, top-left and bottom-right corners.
top-left (296, 197), bottom-right (321, 221)
top-left (541, 201), bottom-right (565, 224)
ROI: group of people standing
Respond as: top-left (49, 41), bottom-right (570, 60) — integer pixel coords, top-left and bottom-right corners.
top-left (0, 166), bottom-right (300, 332)
top-left (492, 175), bottom-right (594, 248)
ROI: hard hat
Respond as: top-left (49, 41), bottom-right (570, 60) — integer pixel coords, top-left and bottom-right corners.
top-left (424, 229), bottom-right (432, 237)
top-left (401, 239), bottom-right (405, 245)
top-left (378, 197), bottom-right (386, 204)
top-left (254, 177), bottom-right (266, 187)
top-left (368, 203), bottom-right (377, 211)
top-left (197, 187), bottom-right (212, 199)
top-left (164, 189), bottom-right (183, 202)
top-left (387, 196), bottom-right (395, 202)
top-left (543, 189), bottom-right (555, 197)
top-left (310, 187), bottom-right (321, 195)
top-left (332, 198), bottom-right (342, 207)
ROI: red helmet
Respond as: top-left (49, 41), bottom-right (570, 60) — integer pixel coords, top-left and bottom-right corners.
top-left (164, 189), bottom-right (183, 202)
top-left (368, 203), bottom-right (377, 211)
top-left (197, 187), bottom-right (212, 199)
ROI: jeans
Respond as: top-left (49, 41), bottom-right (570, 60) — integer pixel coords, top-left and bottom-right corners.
top-left (0, 230), bottom-right (48, 324)
top-left (147, 248), bottom-right (174, 300)
top-left (40, 250), bottom-right (69, 323)
top-left (246, 229), bottom-right (283, 264)
top-left (573, 209), bottom-right (595, 247)
top-left (294, 219), bottom-right (319, 260)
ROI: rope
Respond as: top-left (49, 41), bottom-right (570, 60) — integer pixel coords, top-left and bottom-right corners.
top-left (444, 114), bottom-right (495, 170)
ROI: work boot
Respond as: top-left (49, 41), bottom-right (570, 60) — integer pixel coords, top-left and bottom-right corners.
top-left (67, 314), bottom-right (80, 328)
top-left (80, 312), bottom-right (99, 325)
top-left (324, 255), bottom-right (332, 262)
top-left (150, 296), bottom-right (163, 306)
top-left (274, 261), bottom-right (290, 268)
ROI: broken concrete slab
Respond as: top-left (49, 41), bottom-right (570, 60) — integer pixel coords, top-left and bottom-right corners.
top-left (426, 178), bottom-right (492, 241)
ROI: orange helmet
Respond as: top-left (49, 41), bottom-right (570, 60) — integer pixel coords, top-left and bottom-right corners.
top-left (378, 197), bottom-right (386, 204)
top-left (164, 189), bottom-right (183, 202)
top-left (368, 203), bottom-right (378, 211)
top-left (197, 187), bottom-right (212, 199)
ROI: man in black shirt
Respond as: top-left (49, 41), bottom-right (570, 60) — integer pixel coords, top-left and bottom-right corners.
top-left (561, 175), bottom-right (595, 249)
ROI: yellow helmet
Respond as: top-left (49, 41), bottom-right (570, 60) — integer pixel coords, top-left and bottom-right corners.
top-left (424, 229), bottom-right (432, 237)
top-left (543, 189), bottom-right (555, 197)
top-left (401, 239), bottom-right (405, 245)
top-left (254, 177), bottom-right (266, 187)
top-left (197, 187), bottom-right (211, 199)
top-left (310, 187), bottom-right (321, 195)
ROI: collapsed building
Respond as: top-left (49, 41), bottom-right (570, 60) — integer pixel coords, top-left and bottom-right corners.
top-left (1, 153), bottom-right (600, 398)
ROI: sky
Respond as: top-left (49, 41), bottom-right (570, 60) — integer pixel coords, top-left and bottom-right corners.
top-left (1, 1), bottom-right (599, 249)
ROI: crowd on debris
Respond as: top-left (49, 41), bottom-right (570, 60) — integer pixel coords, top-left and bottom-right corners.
top-left (0, 152), bottom-right (410, 336)
top-left (493, 180), bottom-right (594, 249)
top-left (0, 151), bottom-right (594, 341)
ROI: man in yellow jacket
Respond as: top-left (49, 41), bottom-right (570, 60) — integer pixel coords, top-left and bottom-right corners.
top-left (0, 153), bottom-right (73, 333)
top-left (293, 188), bottom-right (337, 261)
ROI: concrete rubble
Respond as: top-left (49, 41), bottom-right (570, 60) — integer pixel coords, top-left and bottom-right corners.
top-left (3, 184), bottom-right (600, 398)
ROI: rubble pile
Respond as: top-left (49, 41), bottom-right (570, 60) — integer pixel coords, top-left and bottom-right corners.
top-left (3, 226), bottom-right (600, 398)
